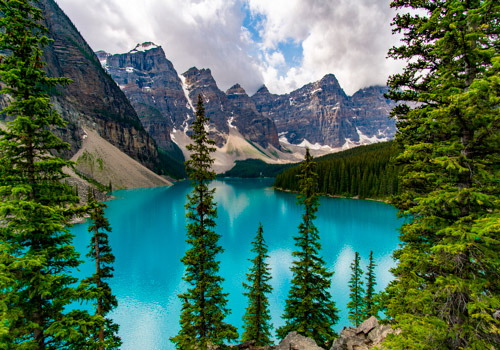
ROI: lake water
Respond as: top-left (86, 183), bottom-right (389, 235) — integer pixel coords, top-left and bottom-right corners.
top-left (70, 178), bottom-right (401, 349)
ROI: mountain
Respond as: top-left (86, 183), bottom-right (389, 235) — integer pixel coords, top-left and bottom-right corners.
top-left (31, 0), bottom-right (172, 178)
top-left (100, 45), bottom-right (281, 151)
top-left (97, 42), bottom-right (189, 153)
top-left (97, 42), bottom-right (396, 171)
top-left (99, 45), bottom-right (286, 172)
top-left (251, 76), bottom-right (396, 148)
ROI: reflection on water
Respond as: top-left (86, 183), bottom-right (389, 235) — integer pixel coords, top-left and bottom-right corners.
top-left (70, 178), bottom-right (401, 349)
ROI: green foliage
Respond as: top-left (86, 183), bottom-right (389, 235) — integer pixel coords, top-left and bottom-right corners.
top-left (220, 159), bottom-right (296, 178)
top-left (276, 149), bottom-right (339, 348)
top-left (363, 251), bottom-right (377, 319)
top-left (171, 95), bottom-right (238, 349)
top-left (0, 0), bottom-right (96, 347)
top-left (241, 223), bottom-right (273, 346)
top-left (384, 0), bottom-right (500, 348)
top-left (347, 252), bottom-right (365, 327)
top-left (158, 146), bottom-right (187, 179)
top-left (275, 142), bottom-right (400, 199)
top-left (81, 191), bottom-right (121, 349)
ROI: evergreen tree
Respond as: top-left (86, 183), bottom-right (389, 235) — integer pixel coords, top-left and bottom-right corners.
top-left (347, 252), bottom-right (365, 327)
top-left (171, 95), bottom-right (238, 349)
top-left (0, 0), bottom-right (96, 347)
top-left (385, 0), bottom-right (500, 348)
top-left (241, 223), bottom-right (273, 346)
top-left (276, 149), bottom-right (339, 348)
top-left (363, 251), bottom-right (377, 318)
top-left (82, 190), bottom-right (121, 349)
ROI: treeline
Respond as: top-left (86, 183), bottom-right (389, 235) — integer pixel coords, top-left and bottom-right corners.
top-left (275, 142), bottom-right (400, 199)
top-left (220, 158), bottom-right (296, 178)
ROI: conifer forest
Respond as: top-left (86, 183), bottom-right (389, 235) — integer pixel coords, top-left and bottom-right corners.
top-left (0, 0), bottom-right (499, 349)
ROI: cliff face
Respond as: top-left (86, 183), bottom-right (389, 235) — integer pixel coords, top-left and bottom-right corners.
top-left (251, 75), bottom-right (396, 148)
top-left (182, 67), bottom-right (230, 146)
top-left (102, 43), bottom-right (191, 152)
top-left (36, 0), bottom-right (164, 172)
top-left (225, 84), bottom-right (280, 149)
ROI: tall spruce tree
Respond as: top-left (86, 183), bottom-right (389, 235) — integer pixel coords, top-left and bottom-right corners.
top-left (363, 250), bottom-right (377, 318)
top-left (347, 252), bottom-right (365, 327)
top-left (171, 95), bottom-right (238, 349)
top-left (241, 223), bottom-right (273, 346)
top-left (82, 191), bottom-right (121, 350)
top-left (276, 148), bottom-right (338, 348)
top-left (385, 0), bottom-right (500, 348)
top-left (0, 0), bottom-right (96, 347)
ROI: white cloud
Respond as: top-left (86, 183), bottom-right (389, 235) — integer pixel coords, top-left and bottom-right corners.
top-left (55, 0), bottom-right (264, 94)
top-left (55, 0), bottom-right (404, 96)
top-left (248, 0), bottom-right (405, 95)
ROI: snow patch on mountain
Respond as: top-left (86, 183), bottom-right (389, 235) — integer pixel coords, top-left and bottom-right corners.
top-left (297, 139), bottom-right (334, 151)
top-left (356, 127), bottom-right (389, 145)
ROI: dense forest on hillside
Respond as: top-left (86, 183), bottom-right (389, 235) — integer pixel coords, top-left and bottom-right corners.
top-left (274, 142), bottom-right (400, 199)
top-left (220, 159), bottom-right (297, 178)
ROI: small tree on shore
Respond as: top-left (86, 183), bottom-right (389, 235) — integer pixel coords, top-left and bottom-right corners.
top-left (363, 251), bottom-right (377, 318)
top-left (347, 251), bottom-right (365, 327)
top-left (276, 149), bottom-right (339, 348)
top-left (242, 223), bottom-right (273, 346)
top-left (171, 95), bottom-right (238, 349)
top-left (82, 190), bottom-right (121, 349)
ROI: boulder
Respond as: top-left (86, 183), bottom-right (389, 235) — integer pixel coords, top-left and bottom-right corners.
top-left (330, 317), bottom-right (397, 350)
top-left (275, 332), bottom-right (324, 350)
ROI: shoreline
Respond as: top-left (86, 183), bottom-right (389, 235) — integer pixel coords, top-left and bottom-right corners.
top-left (273, 186), bottom-right (392, 204)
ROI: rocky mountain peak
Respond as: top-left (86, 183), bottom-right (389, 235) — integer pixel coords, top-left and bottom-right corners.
top-left (182, 67), bottom-right (217, 89)
top-left (319, 73), bottom-right (341, 87)
top-left (254, 84), bottom-right (271, 95)
top-left (226, 83), bottom-right (247, 96)
top-left (129, 41), bottom-right (160, 53)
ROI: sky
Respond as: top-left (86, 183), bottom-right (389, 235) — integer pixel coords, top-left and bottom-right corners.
top-left (55, 0), bottom-right (404, 96)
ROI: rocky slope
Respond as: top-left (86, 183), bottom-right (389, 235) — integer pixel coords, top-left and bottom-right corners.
top-left (251, 76), bottom-right (396, 148)
top-left (35, 0), bottom-right (167, 175)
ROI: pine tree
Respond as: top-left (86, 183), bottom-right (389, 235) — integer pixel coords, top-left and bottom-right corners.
top-left (241, 223), bottom-right (273, 346)
top-left (385, 0), bottom-right (500, 348)
top-left (171, 95), bottom-right (238, 349)
top-left (0, 0), bottom-right (98, 347)
top-left (347, 252), bottom-right (365, 327)
top-left (363, 251), bottom-right (377, 319)
top-left (82, 190), bottom-right (121, 349)
top-left (276, 148), bottom-right (339, 348)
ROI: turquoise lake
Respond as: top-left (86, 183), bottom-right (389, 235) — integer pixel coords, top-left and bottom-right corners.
top-left (70, 178), bottom-right (401, 349)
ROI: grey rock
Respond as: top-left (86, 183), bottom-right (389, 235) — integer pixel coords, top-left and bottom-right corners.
top-left (275, 332), bottom-right (323, 350)
top-left (330, 318), bottom-right (397, 350)
top-left (356, 316), bottom-right (378, 335)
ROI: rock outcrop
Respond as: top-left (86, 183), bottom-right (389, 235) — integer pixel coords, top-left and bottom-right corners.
top-left (36, 0), bottom-right (165, 173)
top-left (330, 316), bottom-right (398, 350)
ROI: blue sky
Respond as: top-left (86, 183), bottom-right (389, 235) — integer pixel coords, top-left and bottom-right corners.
top-left (55, 0), bottom-right (403, 96)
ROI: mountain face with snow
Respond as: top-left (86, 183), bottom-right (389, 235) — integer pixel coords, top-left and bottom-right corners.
top-left (251, 75), bottom-right (396, 148)
top-left (99, 45), bottom-right (281, 151)
top-left (97, 42), bottom-right (396, 168)
top-left (99, 43), bottom-right (190, 152)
